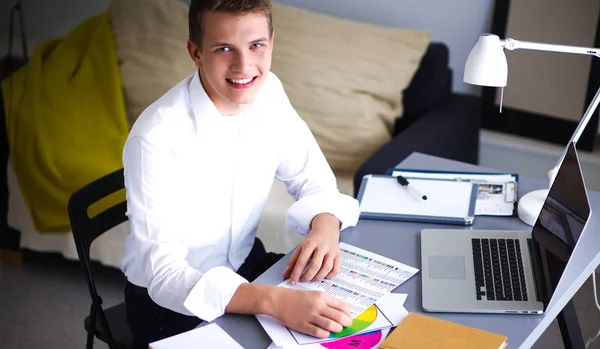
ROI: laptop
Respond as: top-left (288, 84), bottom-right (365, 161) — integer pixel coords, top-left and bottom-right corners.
top-left (420, 142), bottom-right (592, 314)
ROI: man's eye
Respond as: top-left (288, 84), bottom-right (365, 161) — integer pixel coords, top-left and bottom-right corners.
top-left (217, 47), bottom-right (231, 52)
top-left (251, 43), bottom-right (263, 49)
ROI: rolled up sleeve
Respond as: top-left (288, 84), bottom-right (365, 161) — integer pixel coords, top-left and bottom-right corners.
top-left (286, 192), bottom-right (359, 235)
top-left (183, 266), bottom-right (248, 322)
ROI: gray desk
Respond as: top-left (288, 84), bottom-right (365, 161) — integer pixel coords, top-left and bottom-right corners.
top-left (212, 152), bottom-right (600, 349)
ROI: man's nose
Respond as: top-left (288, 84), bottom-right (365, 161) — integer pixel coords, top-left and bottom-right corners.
top-left (231, 50), bottom-right (251, 74)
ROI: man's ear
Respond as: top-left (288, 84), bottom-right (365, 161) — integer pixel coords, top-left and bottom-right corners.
top-left (187, 39), bottom-right (203, 69)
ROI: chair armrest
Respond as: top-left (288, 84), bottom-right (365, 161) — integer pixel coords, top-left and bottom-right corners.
top-left (353, 93), bottom-right (481, 196)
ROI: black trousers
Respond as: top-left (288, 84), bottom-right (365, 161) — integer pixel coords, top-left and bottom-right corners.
top-left (124, 238), bottom-right (284, 348)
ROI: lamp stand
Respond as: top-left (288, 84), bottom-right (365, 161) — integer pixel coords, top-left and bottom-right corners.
top-left (517, 189), bottom-right (550, 226)
top-left (517, 84), bottom-right (600, 226)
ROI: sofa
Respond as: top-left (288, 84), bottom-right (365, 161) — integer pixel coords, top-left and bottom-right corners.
top-left (0, 0), bottom-right (480, 267)
top-left (354, 42), bottom-right (481, 195)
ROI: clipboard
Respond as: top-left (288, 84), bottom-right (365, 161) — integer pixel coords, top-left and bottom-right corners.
top-left (387, 168), bottom-right (519, 216)
top-left (357, 174), bottom-right (478, 225)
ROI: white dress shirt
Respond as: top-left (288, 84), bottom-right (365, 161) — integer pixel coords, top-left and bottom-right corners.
top-left (120, 70), bottom-right (360, 322)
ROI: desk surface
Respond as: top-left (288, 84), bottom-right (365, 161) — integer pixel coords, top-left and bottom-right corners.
top-left (211, 152), bottom-right (600, 349)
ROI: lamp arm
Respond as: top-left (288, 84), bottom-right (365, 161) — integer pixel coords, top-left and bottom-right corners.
top-left (499, 37), bottom-right (600, 182)
top-left (502, 38), bottom-right (600, 58)
top-left (552, 85), bottom-right (600, 174)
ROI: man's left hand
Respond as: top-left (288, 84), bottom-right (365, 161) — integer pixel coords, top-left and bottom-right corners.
top-left (283, 213), bottom-right (342, 284)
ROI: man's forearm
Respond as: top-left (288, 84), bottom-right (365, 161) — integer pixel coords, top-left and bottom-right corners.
top-left (224, 283), bottom-right (279, 317)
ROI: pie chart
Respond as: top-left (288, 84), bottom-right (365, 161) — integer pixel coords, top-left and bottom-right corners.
top-left (320, 330), bottom-right (384, 349)
top-left (330, 304), bottom-right (377, 339)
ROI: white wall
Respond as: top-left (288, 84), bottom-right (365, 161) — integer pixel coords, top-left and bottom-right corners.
top-left (0, 0), bottom-right (495, 95)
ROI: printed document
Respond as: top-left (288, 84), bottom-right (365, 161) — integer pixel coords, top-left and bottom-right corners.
top-left (278, 242), bottom-right (418, 317)
top-left (265, 293), bottom-right (408, 348)
top-left (257, 242), bottom-right (418, 347)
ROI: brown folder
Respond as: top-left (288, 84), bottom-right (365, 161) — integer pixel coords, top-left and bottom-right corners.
top-left (379, 312), bottom-right (508, 349)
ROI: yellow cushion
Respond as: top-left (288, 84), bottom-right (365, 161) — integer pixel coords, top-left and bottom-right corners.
top-left (270, 4), bottom-right (430, 173)
top-left (1, 10), bottom-right (128, 233)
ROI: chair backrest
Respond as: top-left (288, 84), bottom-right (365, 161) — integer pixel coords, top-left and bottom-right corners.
top-left (68, 168), bottom-right (127, 349)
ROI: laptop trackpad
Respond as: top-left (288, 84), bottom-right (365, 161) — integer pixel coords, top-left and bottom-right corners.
top-left (429, 255), bottom-right (466, 279)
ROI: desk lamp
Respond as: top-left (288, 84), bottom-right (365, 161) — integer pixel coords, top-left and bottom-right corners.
top-left (464, 33), bottom-right (599, 226)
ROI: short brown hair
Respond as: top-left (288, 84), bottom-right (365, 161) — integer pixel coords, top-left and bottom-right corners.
top-left (189, 0), bottom-right (273, 48)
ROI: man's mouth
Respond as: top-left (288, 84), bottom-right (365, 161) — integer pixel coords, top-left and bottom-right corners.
top-left (226, 76), bottom-right (257, 89)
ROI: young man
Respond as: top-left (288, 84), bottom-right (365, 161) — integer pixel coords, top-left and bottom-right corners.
top-left (121, 0), bottom-right (360, 345)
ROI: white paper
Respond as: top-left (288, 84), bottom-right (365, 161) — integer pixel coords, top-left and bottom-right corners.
top-left (279, 243), bottom-right (418, 317)
top-left (390, 170), bottom-right (518, 216)
top-left (257, 242), bottom-right (417, 347)
top-left (474, 182), bottom-right (515, 216)
top-left (265, 293), bottom-right (408, 349)
top-left (148, 323), bottom-right (243, 349)
top-left (360, 175), bottom-right (474, 219)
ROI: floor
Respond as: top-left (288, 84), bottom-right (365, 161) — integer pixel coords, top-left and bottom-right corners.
top-left (1, 250), bottom-right (600, 349)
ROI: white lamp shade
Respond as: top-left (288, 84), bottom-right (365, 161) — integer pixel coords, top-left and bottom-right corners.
top-left (464, 34), bottom-right (508, 87)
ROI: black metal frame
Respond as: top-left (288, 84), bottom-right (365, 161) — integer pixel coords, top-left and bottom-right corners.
top-left (484, 0), bottom-right (600, 151)
top-left (67, 168), bottom-right (129, 349)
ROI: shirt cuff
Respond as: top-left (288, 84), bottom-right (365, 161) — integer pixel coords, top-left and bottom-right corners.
top-left (183, 266), bottom-right (248, 322)
top-left (285, 192), bottom-right (360, 235)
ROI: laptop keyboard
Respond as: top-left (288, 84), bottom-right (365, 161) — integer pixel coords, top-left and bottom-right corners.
top-left (472, 238), bottom-right (528, 301)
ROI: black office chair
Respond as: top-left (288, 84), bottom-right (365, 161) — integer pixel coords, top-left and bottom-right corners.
top-left (68, 168), bottom-right (134, 349)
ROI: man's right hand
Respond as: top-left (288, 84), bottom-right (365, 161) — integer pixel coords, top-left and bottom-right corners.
top-left (225, 283), bottom-right (352, 338)
top-left (268, 287), bottom-right (353, 338)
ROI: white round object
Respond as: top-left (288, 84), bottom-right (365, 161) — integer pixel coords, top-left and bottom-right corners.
top-left (463, 33), bottom-right (508, 87)
top-left (517, 189), bottom-right (549, 226)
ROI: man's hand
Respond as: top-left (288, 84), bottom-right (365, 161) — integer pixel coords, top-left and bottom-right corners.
top-left (283, 213), bottom-right (341, 284)
top-left (270, 288), bottom-right (352, 338)
top-left (226, 284), bottom-right (351, 338)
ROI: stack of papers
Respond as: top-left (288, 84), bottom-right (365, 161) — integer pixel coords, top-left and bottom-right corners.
top-left (258, 242), bottom-right (418, 347)
top-left (266, 293), bottom-right (409, 349)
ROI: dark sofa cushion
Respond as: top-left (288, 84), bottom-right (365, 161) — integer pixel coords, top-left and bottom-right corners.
top-left (395, 43), bottom-right (453, 136)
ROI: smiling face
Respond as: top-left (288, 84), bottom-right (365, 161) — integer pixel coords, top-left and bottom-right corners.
top-left (187, 10), bottom-right (273, 116)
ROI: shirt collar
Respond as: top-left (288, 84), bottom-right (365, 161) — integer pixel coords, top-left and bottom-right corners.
top-left (189, 70), bottom-right (222, 134)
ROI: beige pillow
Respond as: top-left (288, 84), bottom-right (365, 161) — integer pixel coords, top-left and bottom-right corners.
top-left (270, 4), bottom-right (431, 173)
top-left (109, 0), bottom-right (196, 128)
top-left (110, 0), bottom-right (430, 174)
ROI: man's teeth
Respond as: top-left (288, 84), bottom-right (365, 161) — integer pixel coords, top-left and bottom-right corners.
top-left (229, 77), bottom-right (253, 84)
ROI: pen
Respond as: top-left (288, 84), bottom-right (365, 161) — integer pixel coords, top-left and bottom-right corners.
top-left (397, 175), bottom-right (428, 200)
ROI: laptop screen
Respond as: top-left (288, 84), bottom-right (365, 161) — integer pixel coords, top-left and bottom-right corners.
top-left (531, 142), bottom-right (591, 303)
